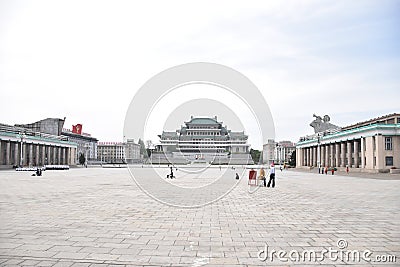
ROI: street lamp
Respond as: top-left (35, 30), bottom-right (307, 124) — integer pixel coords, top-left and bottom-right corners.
top-left (84, 143), bottom-right (90, 167)
top-left (19, 132), bottom-right (26, 167)
top-left (317, 133), bottom-right (321, 172)
top-left (101, 152), bottom-right (107, 166)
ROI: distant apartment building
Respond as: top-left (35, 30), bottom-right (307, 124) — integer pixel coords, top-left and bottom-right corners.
top-left (97, 140), bottom-right (140, 164)
top-left (125, 139), bottom-right (141, 164)
top-left (262, 139), bottom-right (276, 165)
top-left (276, 141), bottom-right (296, 165)
top-left (262, 139), bottom-right (296, 165)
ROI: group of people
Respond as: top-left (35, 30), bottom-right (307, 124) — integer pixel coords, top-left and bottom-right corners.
top-left (258, 164), bottom-right (276, 188)
top-left (319, 166), bottom-right (335, 175)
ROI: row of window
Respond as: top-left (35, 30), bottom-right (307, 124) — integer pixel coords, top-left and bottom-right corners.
top-left (189, 126), bottom-right (219, 129)
top-left (187, 132), bottom-right (221, 136)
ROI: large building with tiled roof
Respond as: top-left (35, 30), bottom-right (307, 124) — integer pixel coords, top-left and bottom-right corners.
top-left (296, 113), bottom-right (400, 173)
top-left (152, 116), bottom-right (253, 164)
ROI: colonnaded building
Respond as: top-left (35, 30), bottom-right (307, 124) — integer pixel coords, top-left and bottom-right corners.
top-left (296, 113), bottom-right (400, 173)
top-left (0, 118), bottom-right (77, 168)
top-left (151, 116), bottom-right (254, 165)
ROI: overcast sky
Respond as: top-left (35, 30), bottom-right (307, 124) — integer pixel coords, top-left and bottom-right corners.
top-left (1, 0), bottom-right (399, 149)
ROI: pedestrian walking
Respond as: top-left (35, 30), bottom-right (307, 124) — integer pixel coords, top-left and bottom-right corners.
top-left (325, 166), bottom-right (328, 175)
top-left (346, 165), bottom-right (349, 174)
top-left (331, 168), bottom-right (335, 175)
top-left (267, 164), bottom-right (276, 188)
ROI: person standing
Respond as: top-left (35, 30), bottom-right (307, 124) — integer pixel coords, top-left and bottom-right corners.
top-left (259, 167), bottom-right (266, 187)
top-left (267, 164), bottom-right (276, 188)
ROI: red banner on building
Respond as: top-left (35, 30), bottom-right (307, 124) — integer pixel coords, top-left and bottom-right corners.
top-left (72, 124), bottom-right (82, 134)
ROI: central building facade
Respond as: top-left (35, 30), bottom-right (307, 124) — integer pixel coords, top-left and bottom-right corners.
top-left (152, 116), bottom-right (253, 164)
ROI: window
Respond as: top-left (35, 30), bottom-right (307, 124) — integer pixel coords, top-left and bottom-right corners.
top-left (385, 137), bottom-right (393, 150)
top-left (385, 156), bottom-right (393, 166)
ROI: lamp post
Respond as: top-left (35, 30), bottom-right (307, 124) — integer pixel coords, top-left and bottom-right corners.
top-left (101, 152), bottom-right (107, 166)
top-left (84, 143), bottom-right (90, 167)
top-left (317, 133), bottom-right (321, 172)
top-left (19, 132), bottom-right (26, 167)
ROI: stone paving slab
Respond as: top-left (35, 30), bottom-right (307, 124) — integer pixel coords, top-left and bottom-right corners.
top-left (0, 167), bottom-right (399, 266)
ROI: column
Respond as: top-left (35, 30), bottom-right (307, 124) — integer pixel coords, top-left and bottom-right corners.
top-left (330, 144), bottom-right (334, 167)
top-left (66, 147), bottom-right (70, 165)
top-left (313, 147), bottom-right (317, 167)
top-left (308, 148), bottom-right (311, 166)
top-left (320, 145), bottom-right (324, 167)
top-left (52, 146), bottom-right (57, 164)
top-left (325, 145), bottom-right (329, 167)
top-left (35, 144), bottom-right (40, 166)
top-left (361, 137), bottom-right (365, 168)
top-left (57, 147), bottom-right (61, 165)
top-left (354, 141), bottom-right (359, 168)
top-left (310, 147), bottom-right (315, 166)
top-left (0, 141), bottom-right (2, 165)
top-left (375, 135), bottom-right (384, 170)
top-left (5, 142), bottom-right (11, 165)
top-left (14, 142), bottom-right (19, 166)
top-left (304, 147), bottom-right (310, 166)
top-left (41, 145), bottom-right (46, 166)
top-left (335, 143), bottom-right (340, 167)
top-left (47, 146), bottom-right (51, 164)
top-left (28, 143), bottom-right (33, 167)
top-left (303, 148), bottom-right (307, 166)
top-left (340, 142), bottom-right (346, 167)
top-left (347, 141), bottom-right (352, 167)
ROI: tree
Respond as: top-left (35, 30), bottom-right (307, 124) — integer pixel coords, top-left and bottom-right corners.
top-left (289, 150), bottom-right (296, 167)
top-left (146, 140), bottom-right (153, 158)
top-left (250, 149), bottom-right (261, 164)
top-left (79, 153), bottom-right (85, 165)
top-left (138, 138), bottom-right (147, 159)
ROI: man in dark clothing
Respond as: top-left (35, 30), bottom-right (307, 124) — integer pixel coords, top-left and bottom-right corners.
top-left (267, 164), bottom-right (276, 188)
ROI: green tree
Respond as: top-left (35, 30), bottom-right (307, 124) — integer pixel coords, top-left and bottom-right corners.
top-left (289, 150), bottom-right (296, 167)
top-left (79, 153), bottom-right (85, 165)
top-left (138, 138), bottom-right (147, 159)
top-left (146, 140), bottom-right (153, 158)
top-left (250, 149), bottom-right (261, 164)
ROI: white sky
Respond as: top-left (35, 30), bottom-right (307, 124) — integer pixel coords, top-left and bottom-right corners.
top-left (1, 0), bottom-right (399, 150)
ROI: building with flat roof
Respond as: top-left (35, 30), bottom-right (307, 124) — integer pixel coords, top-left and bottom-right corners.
top-left (125, 139), bottom-right (141, 164)
top-left (262, 139), bottom-right (276, 165)
top-left (97, 142), bottom-right (125, 163)
top-left (152, 116), bottom-right (253, 164)
top-left (97, 140), bottom-right (141, 164)
top-left (0, 120), bottom-right (77, 168)
top-left (263, 140), bottom-right (296, 165)
top-left (296, 113), bottom-right (400, 173)
top-left (62, 128), bottom-right (98, 163)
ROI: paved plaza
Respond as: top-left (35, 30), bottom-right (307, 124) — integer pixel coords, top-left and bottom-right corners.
top-left (0, 167), bottom-right (399, 266)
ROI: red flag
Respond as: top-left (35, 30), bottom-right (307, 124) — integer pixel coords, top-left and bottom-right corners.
top-left (72, 124), bottom-right (82, 134)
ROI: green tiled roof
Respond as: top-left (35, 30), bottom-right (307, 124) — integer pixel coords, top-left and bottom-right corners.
top-left (187, 118), bottom-right (219, 125)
